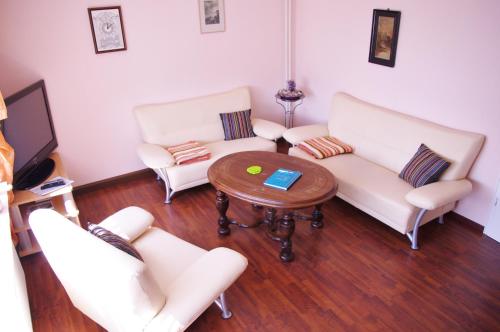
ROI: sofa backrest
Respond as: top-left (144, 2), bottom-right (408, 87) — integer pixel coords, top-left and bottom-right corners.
top-left (134, 87), bottom-right (251, 146)
top-left (329, 92), bottom-right (484, 180)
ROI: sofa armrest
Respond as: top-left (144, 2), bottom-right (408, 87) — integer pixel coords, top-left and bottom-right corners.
top-left (252, 118), bottom-right (286, 140)
top-left (137, 143), bottom-right (175, 169)
top-left (283, 124), bottom-right (329, 145)
top-left (99, 207), bottom-right (155, 242)
top-left (405, 180), bottom-right (472, 210)
top-left (145, 247), bottom-right (247, 331)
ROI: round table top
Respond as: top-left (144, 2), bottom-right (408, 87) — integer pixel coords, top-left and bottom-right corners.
top-left (208, 151), bottom-right (337, 209)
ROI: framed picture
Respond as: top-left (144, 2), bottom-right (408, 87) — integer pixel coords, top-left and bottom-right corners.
top-left (88, 6), bottom-right (127, 54)
top-left (368, 9), bottom-right (401, 67)
top-left (199, 0), bottom-right (225, 33)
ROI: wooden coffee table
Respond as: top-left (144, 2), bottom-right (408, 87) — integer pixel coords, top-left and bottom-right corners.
top-left (207, 151), bottom-right (337, 262)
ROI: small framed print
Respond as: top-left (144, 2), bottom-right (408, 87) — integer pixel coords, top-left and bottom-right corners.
top-left (88, 6), bottom-right (127, 54)
top-left (199, 0), bottom-right (225, 33)
top-left (368, 9), bottom-right (401, 67)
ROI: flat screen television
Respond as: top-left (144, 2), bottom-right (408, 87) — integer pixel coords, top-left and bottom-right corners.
top-left (2, 80), bottom-right (58, 190)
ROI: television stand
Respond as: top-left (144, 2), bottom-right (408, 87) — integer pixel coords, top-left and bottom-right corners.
top-left (13, 158), bottom-right (56, 190)
top-left (9, 152), bottom-right (80, 257)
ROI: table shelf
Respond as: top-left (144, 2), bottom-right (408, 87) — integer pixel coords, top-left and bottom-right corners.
top-left (10, 152), bottom-right (80, 257)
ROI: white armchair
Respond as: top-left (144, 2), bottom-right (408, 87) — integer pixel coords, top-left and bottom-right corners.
top-left (134, 87), bottom-right (286, 203)
top-left (29, 207), bottom-right (248, 332)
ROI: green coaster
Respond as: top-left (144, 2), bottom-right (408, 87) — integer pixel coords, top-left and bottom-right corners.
top-left (246, 165), bottom-right (262, 175)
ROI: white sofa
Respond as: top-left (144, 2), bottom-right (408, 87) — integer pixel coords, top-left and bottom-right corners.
top-left (30, 207), bottom-right (248, 332)
top-left (134, 87), bottom-right (286, 203)
top-left (284, 92), bottom-right (484, 249)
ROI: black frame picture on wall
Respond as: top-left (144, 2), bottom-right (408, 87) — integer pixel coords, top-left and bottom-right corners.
top-left (368, 9), bottom-right (401, 67)
top-left (88, 6), bottom-right (127, 54)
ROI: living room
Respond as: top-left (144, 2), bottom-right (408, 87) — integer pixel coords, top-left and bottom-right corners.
top-left (1, 1), bottom-right (499, 331)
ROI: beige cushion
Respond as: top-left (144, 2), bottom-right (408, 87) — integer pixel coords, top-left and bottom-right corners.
top-left (252, 118), bottom-right (286, 140)
top-left (283, 124), bottom-right (329, 145)
top-left (159, 248), bottom-right (247, 330)
top-left (99, 206), bottom-right (154, 242)
top-left (289, 147), bottom-right (454, 233)
top-left (134, 228), bottom-right (248, 331)
top-left (134, 87), bottom-right (251, 147)
top-left (133, 228), bottom-right (207, 290)
top-left (329, 93), bottom-right (485, 180)
top-left (166, 136), bottom-right (276, 191)
top-left (29, 209), bottom-right (165, 332)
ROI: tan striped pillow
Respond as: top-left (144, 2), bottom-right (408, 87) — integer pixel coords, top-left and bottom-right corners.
top-left (166, 141), bottom-right (211, 165)
top-left (298, 136), bottom-right (353, 159)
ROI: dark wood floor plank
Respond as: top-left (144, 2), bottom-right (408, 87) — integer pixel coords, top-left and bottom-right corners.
top-left (20, 171), bottom-right (500, 332)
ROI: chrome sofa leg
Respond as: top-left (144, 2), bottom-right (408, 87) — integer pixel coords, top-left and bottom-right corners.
top-left (157, 168), bottom-right (173, 204)
top-left (438, 214), bottom-right (444, 224)
top-left (406, 208), bottom-right (427, 250)
top-left (214, 292), bottom-right (232, 319)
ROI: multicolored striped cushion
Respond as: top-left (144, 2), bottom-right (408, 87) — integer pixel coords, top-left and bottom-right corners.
top-left (166, 141), bottom-right (210, 165)
top-left (298, 136), bottom-right (353, 159)
top-left (399, 144), bottom-right (451, 188)
top-left (219, 109), bottom-right (256, 140)
top-left (88, 223), bottom-right (144, 261)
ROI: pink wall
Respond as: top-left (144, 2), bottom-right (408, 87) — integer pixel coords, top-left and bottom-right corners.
top-left (293, 0), bottom-right (500, 225)
top-left (2, 1), bottom-right (499, 225)
top-left (0, 0), bottom-right (285, 185)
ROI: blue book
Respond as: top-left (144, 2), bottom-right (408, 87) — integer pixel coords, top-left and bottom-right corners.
top-left (263, 168), bottom-right (302, 191)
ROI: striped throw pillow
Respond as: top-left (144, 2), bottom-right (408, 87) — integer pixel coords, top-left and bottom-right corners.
top-left (399, 144), bottom-right (451, 188)
top-left (219, 109), bottom-right (256, 140)
top-left (88, 223), bottom-right (144, 261)
top-left (298, 136), bottom-right (353, 159)
top-left (166, 141), bottom-right (211, 165)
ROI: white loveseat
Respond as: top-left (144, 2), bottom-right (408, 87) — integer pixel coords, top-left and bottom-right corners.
top-left (134, 87), bottom-right (286, 203)
top-left (284, 92), bottom-right (484, 249)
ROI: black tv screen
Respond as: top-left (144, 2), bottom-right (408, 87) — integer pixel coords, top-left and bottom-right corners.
top-left (3, 80), bottom-right (58, 189)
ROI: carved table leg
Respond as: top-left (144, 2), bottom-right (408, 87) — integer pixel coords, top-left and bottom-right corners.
top-left (216, 190), bottom-right (230, 235)
top-left (252, 204), bottom-right (264, 210)
top-left (279, 212), bottom-right (295, 262)
top-left (266, 208), bottom-right (277, 232)
top-left (311, 204), bottom-right (324, 229)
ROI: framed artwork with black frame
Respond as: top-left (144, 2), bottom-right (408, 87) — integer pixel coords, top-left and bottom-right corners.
top-left (199, 0), bottom-right (225, 33)
top-left (368, 9), bottom-right (401, 67)
top-left (88, 6), bottom-right (127, 54)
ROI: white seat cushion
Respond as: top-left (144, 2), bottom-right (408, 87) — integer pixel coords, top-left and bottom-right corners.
top-left (132, 227), bottom-right (207, 293)
top-left (166, 136), bottom-right (276, 191)
top-left (290, 147), bottom-right (418, 233)
top-left (155, 247), bottom-right (248, 330)
top-left (290, 147), bottom-right (453, 233)
top-left (133, 228), bottom-right (248, 331)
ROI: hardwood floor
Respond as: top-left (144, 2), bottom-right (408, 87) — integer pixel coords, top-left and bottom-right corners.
top-left (22, 172), bottom-right (500, 331)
